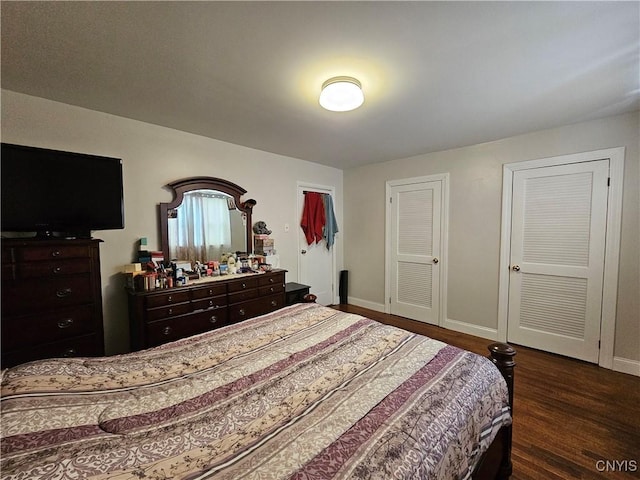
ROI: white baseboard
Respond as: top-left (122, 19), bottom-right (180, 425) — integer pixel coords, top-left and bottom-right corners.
top-left (443, 318), bottom-right (499, 342)
top-left (612, 357), bottom-right (640, 377)
top-left (347, 297), bottom-right (386, 313)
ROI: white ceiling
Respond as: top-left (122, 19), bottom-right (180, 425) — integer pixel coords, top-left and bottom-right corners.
top-left (2, 1), bottom-right (638, 170)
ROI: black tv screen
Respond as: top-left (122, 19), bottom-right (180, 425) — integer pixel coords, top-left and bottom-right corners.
top-left (1, 143), bottom-right (124, 238)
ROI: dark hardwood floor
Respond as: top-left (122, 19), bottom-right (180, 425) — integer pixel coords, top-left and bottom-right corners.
top-left (333, 304), bottom-right (640, 480)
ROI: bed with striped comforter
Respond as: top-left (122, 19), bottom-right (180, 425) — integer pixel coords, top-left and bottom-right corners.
top-left (1, 303), bottom-right (510, 480)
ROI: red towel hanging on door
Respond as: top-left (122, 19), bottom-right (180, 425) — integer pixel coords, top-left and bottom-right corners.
top-left (300, 192), bottom-right (326, 245)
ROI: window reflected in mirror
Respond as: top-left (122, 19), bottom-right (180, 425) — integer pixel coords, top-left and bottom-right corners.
top-left (160, 176), bottom-right (255, 264)
top-left (167, 189), bottom-right (247, 263)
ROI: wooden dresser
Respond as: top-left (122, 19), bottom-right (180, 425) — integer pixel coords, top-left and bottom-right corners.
top-left (1, 238), bottom-right (105, 368)
top-left (128, 269), bottom-right (286, 350)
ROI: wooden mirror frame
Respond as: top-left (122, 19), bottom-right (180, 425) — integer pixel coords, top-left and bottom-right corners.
top-left (159, 177), bottom-right (256, 263)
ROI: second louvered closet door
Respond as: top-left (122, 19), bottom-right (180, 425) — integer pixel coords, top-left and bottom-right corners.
top-left (507, 160), bottom-right (609, 363)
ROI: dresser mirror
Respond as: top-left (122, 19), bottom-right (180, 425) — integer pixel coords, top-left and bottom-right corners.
top-left (159, 177), bottom-right (256, 264)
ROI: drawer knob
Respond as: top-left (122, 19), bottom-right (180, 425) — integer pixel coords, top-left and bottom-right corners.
top-left (163, 326), bottom-right (172, 335)
top-left (269, 287), bottom-right (275, 292)
top-left (210, 315), bottom-right (217, 324)
top-left (241, 282), bottom-right (246, 289)
top-left (238, 308), bottom-right (246, 316)
top-left (167, 296), bottom-right (173, 303)
top-left (56, 288), bottom-right (72, 298)
top-left (51, 250), bottom-right (62, 257)
top-left (208, 289), bottom-right (213, 295)
top-left (52, 266), bottom-right (62, 274)
top-left (271, 300), bottom-right (277, 307)
top-left (167, 308), bottom-right (173, 315)
top-left (269, 278), bottom-right (274, 283)
top-left (61, 348), bottom-right (76, 357)
top-left (57, 318), bottom-right (74, 329)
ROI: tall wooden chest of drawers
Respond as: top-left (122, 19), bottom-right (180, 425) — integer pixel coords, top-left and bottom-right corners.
top-left (127, 269), bottom-right (286, 350)
top-left (1, 238), bottom-right (105, 367)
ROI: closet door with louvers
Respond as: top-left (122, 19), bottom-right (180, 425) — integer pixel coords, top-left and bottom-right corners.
top-left (508, 160), bottom-right (609, 363)
top-left (389, 180), bottom-right (441, 324)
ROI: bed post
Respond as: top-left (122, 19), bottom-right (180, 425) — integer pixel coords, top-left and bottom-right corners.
top-left (488, 342), bottom-right (516, 480)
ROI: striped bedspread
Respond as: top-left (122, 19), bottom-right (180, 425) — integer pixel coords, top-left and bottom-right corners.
top-left (1, 303), bottom-right (510, 480)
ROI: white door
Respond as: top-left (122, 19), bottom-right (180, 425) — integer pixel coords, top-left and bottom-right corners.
top-left (507, 160), bottom-right (609, 363)
top-left (297, 185), bottom-right (335, 305)
top-left (388, 180), bottom-right (442, 324)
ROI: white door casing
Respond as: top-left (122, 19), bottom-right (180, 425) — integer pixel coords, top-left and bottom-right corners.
top-left (385, 174), bottom-right (449, 326)
top-left (297, 183), bottom-right (336, 305)
top-left (498, 148), bottom-right (625, 369)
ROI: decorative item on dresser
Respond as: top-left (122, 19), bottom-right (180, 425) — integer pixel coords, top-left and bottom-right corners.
top-left (1, 238), bottom-right (105, 368)
top-left (128, 269), bottom-right (287, 350)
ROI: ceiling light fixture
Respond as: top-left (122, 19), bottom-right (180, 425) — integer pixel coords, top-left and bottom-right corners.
top-left (319, 76), bottom-right (364, 112)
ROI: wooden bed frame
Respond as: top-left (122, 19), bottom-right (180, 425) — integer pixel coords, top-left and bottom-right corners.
top-left (473, 342), bottom-right (517, 480)
top-left (305, 294), bottom-right (518, 480)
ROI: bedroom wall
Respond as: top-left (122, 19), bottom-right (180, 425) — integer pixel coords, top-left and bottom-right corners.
top-left (1, 89), bottom-right (344, 355)
top-left (343, 110), bottom-right (639, 365)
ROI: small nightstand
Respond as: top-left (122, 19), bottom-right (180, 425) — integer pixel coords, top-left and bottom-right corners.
top-left (285, 282), bottom-right (311, 305)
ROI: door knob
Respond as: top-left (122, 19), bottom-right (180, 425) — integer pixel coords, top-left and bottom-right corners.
top-left (432, 258), bottom-right (439, 264)
top-left (512, 265), bottom-right (521, 271)
top-left (301, 250), bottom-right (307, 255)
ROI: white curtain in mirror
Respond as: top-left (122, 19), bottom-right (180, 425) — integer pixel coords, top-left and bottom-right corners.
top-left (168, 191), bottom-right (232, 263)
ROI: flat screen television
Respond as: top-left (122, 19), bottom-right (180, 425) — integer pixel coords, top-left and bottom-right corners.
top-left (1, 143), bottom-right (124, 239)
